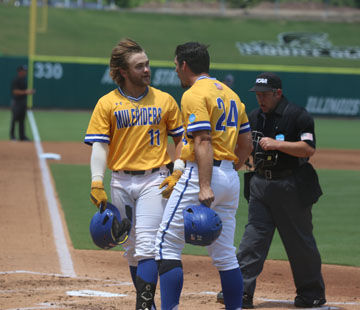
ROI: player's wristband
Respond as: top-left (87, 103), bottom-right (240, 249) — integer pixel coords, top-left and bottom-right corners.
top-left (173, 159), bottom-right (185, 172)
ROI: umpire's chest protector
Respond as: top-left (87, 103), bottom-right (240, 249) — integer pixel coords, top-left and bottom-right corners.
top-left (249, 97), bottom-right (306, 142)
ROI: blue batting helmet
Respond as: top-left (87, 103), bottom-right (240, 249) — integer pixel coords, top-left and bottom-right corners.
top-left (183, 204), bottom-right (222, 246)
top-left (90, 202), bottom-right (130, 249)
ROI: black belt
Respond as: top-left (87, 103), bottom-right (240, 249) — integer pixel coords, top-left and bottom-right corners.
top-left (213, 159), bottom-right (236, 169)
top-left (213, 159), bottom-right (222, 167)
top-left (123, 167), bottom-right (160, 175)
top-left (186, 160), bottom-right (223, 167)
top-left (185, 160), bottom-right (235, 169)
top-left (256, 168), bottom-right (293, 180)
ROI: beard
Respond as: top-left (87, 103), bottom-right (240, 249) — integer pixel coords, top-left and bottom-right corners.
top-left (127, 71), bottom-right (151, 88)
top-left (180, 81), bottom-right (190, 89)
top-left (179, 77), bottom-right (191, 89)
top-left (177, 71), bottom-right (190, 89)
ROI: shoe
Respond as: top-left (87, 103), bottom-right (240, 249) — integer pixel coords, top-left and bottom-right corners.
top-left (216, 291), bottom-right (254, 309)
top-left (216, 291), bottom-right (224, 304)
top-left (294, 295), bottom-right (326, 308)
top-left (242, 293), bottom-right (254, 309)
top-left (10, 136), bottom-right (16, 141)
top-left (20, 137), bottom-right (31, 141)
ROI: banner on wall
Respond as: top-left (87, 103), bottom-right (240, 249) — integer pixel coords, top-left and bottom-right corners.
top-left (1, 56), bottom-right (359, 117)
top-left (236, 32), bottom-right (360, 60)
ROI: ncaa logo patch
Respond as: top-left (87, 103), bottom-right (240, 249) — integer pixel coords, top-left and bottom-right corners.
top-left (189, 114), bottom-right (196, 123)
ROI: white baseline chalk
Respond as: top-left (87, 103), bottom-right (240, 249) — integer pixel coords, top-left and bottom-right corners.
top-left (27, 110), bottom-right (76, 277)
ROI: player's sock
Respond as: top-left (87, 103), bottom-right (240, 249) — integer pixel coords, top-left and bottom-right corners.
top-left (158, 260), bottom-right (183, 310)
top-left (136, 259), bottom-right (158, 310)
top-left (219, 267), bottom-right (243, 310)
top-left (129, 265), bottom-right (137, 287)
top-left (137, 258), bottom-right (158, 283)
top-left (130, 265), bottom-right (157, 309)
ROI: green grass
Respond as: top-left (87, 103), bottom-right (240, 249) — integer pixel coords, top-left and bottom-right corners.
top-left (50, 164), bottom-right (360, 266)
top-left (314, 118), bottom-right (360, 149)
top-left (313, 169), bottom-right (360, 266)
top-left (2, 3), bottom-right (359, 268)
top-left (50, 164), bottom-right (119, 249)
top-left (266, 169), bottom-right (360, 266)
top-left (0, 108), bottom-right (33, 140)
top-left (50, 164), bottom-right (95, 249)
top-left (1, 5), bottom-right (360, 68)
top-left (2, 108), bottom-right (359, 265)
top-left (2, 109), bottom-right (360, 149)
top-left (33, 110), bottom-right (92, 142)
top-left (0, 108), bottom-right (91, 142)
top-left (186, 169), bottom-right (360, 267)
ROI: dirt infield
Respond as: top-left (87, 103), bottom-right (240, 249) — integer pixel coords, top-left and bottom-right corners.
top-left (1, 141), bottom-right (360, 310)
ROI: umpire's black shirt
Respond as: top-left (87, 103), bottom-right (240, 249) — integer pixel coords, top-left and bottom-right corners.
top-left (11, 76), bottom-right (27, 104)
top-left (249, 95), bottom-right (316, 171)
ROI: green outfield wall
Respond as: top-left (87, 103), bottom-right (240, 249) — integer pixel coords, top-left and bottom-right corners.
top-left (1, 56), bottom-right (360, 117)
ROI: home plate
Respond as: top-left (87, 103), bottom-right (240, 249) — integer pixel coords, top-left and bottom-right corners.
top-left (66, 290), bottom-right (127, 297)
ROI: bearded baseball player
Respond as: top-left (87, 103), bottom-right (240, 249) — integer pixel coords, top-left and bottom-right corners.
top-left (84, 38), bottom-right (184, 310)
top-left (155, 42), bottom-right (253, 310)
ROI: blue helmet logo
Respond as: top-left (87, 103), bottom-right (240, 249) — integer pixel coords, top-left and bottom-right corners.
top-left (183, 204), bottom-right (222, 246)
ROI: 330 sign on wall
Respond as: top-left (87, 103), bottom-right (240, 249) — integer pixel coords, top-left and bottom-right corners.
top-left (34, 62), bottom-right (63, 79)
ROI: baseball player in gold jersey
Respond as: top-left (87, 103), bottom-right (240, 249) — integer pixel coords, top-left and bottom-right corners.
top-left (155, 42), bottom-right (253, 310)
top-left (85, 38), bottom-right (184, 310)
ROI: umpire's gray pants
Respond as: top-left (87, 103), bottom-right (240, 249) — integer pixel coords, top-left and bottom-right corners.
top-left (237, 174), bottom-right (325, 300)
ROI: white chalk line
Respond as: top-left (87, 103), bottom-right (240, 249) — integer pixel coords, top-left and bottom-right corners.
top-left (257, 297), bottom-right (360, 307)
top-left (0, 269), bottom-right (132, 285)
top-left (1, 269), bottom-right (131, 309)
top-left (66, 289), bottom-right (127, 297)
top-left (180, 293), bottom-right (358, 308)
top-left (5, 303), bottom-right (60, 310)
top-left (0, 284), bottom-right (131, 295)
top-left (0, 284), bottom-right (129, 295)
top-left (1, 276), bottom-right (358, 310)
top-left (257, 298), bottom-right (337, 310)
top-left (27, 110), bottom-right (75, 277)
top-left (0, 270), bottom-right (70, 277)
top-left (328, 301), bottom-right (360, 305)
top-left (185, 291), bottom-right (217, 296)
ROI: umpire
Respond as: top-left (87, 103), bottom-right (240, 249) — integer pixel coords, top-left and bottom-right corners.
top-left (9, 65), bottom-right (35, 141)
top-left (231, 72), bottom-right (325, 308)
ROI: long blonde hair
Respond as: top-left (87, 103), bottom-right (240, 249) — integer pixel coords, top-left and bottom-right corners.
top-left (109, 38), bottom-right (144, 87)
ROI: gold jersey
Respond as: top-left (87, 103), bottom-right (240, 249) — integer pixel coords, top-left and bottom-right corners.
top-left (180, 76), bottom-right (250, 163)
top-left (85, 86), bottom-right (183, 171)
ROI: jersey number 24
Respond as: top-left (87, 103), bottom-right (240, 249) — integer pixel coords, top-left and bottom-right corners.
top-left (216, 98), bottom-right (238, 131)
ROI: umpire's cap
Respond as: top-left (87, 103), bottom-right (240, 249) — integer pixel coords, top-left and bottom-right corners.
top-left (249, 72), bottom-right (282, 92)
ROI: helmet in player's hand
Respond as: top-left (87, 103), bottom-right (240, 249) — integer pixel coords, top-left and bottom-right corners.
top-left (183, 204), bottom-right (222, 246)
top-left (90, 202), bottom-right (131, 249)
